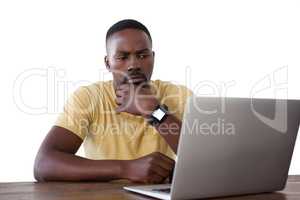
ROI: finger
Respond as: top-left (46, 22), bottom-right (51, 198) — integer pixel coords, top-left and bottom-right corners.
top-left (115, 97), bottom-right (122, 105)
top-left (140, 81), bottom-right (150, 89)
top-left (115, 105), bottom-right (124, 113)
top-left (153, 152), bottom-right (175, 165)
top-left (120, 84), bottom-right (138, 95)
top-left (115, 89), bottom-right (123, 97)
top-left (116, 88), bottom-right (131, 98)
top-left (150, 163), bottom-right (170, 178)
top-left (118, 83), bottom-right (131, 90)
top-left (169, 168), bottom-right (174, 183)
top-left (154, 161), bottom-right (174, 174)
top-left (153, 156), bottom-right (175, 172)
top-left (148, 173), bottom-right (164, 184)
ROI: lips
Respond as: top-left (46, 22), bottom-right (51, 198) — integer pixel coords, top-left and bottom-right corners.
top-left (127, 74), bottom-right (147, 84)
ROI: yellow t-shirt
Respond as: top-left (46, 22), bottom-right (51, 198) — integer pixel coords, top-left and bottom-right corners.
top-left (54, 79), bottom-right (193, 160)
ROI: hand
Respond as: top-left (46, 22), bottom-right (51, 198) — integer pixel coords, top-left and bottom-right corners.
top-left (115, 83), bottom-right (159, 118)
top-left (121, 152), bottom-right (175, 184)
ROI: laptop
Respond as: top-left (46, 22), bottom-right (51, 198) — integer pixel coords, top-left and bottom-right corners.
top-left (124, 96), bottom-right (300, 200)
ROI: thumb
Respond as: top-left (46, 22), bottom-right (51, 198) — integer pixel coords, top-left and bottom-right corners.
top-left (115, 105), bottom-right (124, 113)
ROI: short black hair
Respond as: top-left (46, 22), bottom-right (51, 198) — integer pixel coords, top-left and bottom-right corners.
top-left (106, 19), bottom-right (152, 44)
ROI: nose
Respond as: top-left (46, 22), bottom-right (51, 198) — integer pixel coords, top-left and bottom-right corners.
top-left (127, 66), bottom-right (141, 73)
top-left (127, 56), bottom-right (140, 72)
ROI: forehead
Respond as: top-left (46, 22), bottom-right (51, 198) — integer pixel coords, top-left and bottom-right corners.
top-left (107, 29), bottom-right (152, 53)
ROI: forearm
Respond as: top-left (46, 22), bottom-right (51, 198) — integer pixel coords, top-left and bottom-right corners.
top-left (152, 114), bottom-right (182, 154)
top-left (34, 149), bottom-right (125, 182)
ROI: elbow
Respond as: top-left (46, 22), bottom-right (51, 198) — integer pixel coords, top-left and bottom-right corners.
top-left (34, 163), bottom-right (45, 182)
top-left (34, 151), bottom-right (50, 182)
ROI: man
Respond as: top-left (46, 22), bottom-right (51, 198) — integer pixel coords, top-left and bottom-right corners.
top-left (34, 19), bottom-right (193, 184)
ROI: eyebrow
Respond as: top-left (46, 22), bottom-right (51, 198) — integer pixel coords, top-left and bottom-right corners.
top-left (115, 48), bottom-right (151, 55)
top-left (135, 48), bottom-right (151, 53)
top-left (115, 51), bottom-right (129, 55)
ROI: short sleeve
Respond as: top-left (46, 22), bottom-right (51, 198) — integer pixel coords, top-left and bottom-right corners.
top-left (174, 85), bottom-right (194, 121)
top-left (54, 86), bottom-right (93, 140)
top-left (161, 83), bottom-right (194, 121)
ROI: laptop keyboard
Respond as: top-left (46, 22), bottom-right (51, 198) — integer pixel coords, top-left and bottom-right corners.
top-left (151, 188), bottom-right (171, 193)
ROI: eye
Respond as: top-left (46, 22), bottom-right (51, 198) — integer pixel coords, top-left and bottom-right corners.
top-left (116, 56), bottom-right (128, 61)
top-left (137, 54), bottom-right (149, 59)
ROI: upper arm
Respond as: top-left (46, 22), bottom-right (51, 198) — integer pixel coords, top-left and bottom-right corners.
top-left (35, 86), bottom-right (93, 167)
top-left (34, 126), bottom-right (83, 181)
top-left (34, 86), bottom-right (95, 181)
top-left (54, 86), bottom-right (94, 140)
top-left (38, 126), bottom-right (83, 155)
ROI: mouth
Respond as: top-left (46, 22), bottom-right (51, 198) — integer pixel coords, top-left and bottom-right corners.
top-left (125, 74), bottom-right (147, 85)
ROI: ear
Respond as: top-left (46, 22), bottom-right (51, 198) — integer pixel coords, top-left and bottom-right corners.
top-left (104, 56), bottom-right (111, 71)
top-left (152, 51), bottom-right (155, 64)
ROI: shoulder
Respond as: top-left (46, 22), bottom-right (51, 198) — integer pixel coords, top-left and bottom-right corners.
top-left (67, 81), bottom-right (112, 110)
top-left (151, 79), bottom-right (193, 97)
top-left (73, 80), bottom-right (112, 99)
top-left (151, 80), bottom-right (193, 120)
top-left (80, 80), bottom-right (112, 94)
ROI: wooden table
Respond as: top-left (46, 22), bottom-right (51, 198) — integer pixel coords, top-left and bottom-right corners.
top-left (1, 176), bottom-right (300, 200)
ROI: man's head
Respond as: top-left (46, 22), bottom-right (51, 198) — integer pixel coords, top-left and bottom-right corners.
top-left (104, 19), bottom-right (155, 88)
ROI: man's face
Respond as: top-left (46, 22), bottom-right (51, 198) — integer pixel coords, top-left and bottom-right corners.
top-left (105, 29), bottom-right (155, 88)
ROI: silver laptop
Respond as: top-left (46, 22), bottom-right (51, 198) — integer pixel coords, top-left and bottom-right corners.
top-left (124, 96), bottom-right (300, 200)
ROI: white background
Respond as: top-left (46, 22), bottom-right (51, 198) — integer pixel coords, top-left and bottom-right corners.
top-left (0, 0), bottom-right (299, 182)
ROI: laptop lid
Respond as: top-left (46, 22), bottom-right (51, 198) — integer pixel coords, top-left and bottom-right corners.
top-left (171, 97), bottom-right (300, 199)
